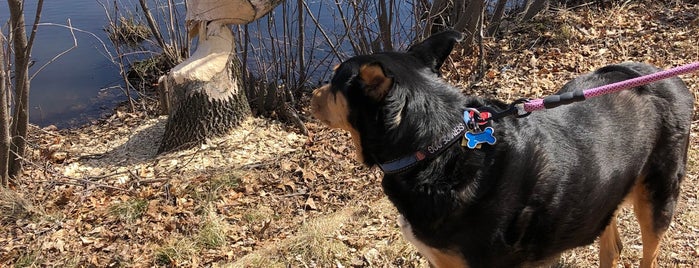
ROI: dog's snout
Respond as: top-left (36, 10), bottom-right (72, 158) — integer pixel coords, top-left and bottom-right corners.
top-left (310, 85), bottom-right (329, 115)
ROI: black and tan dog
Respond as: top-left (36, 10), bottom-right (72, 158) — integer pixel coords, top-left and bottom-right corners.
top-left (311, 31), bottom-right (693, 267)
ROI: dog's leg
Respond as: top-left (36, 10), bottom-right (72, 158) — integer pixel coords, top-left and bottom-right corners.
top-left (632, 182), bottom-right (664, 268)
top-left (397, 215), bottom-right (469, 268)
top-left (599, 215), bottom-right (622, 268)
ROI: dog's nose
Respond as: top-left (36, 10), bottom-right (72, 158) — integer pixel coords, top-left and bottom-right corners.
top-left (311, 85), bottom-right (330, 110)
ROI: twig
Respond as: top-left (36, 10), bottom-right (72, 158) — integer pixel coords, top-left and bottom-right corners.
top-left (52, 179), bottom-right (131, 192)
top-left (254, 219), bottom-right (272, 238)
top-left (139, 0), bottom-right (174, 60)
top-left (276, 192), bottom-right (307, 198)
top-left (135, 178), bottom-right (170, 184)
top-left (35, 22), bottom-right (115, 61)
top-left (25, 0), bottom-right (44, 60)
top-left (13, 151), bottom-right (132, 192)
top-left (28, 124), bottom-right (60, 137)
top-left (240, 161), bottom-right (274, 169)
top-left (30, 19), bottom-right (77, 81)
top-left (302, 1), bottom-right (343, 60)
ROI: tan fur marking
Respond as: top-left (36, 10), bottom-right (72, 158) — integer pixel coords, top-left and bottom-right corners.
top-left (631, 182), bottom-right (664, 268)
top-left (398, 216), bottom-right (469, 268)
top-left (599, 216), bottom-right (622, 268)
top-left (359, 63), bottom-right (393, 100)
top-left (310, 85), bottom-right (364, 162)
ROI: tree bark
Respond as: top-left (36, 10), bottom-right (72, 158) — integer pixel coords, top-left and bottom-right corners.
top-left (8, 0), bottom-right (31, 178)
top-left (158, 24), bottom-right (250, 153)
top-left (0, 37), bottom-right (10, 186)
top-left (487, 0), bottom-right (509, 36)
top-left (521, 0), bottom-right (549, 22)
top-left (377, 0), bottom-right (393, 51)
top-left (453, 0), bottom-right (485, 50)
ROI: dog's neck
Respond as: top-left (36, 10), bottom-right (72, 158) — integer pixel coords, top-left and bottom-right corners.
top-left (366, 86), bottom-right (497, 172)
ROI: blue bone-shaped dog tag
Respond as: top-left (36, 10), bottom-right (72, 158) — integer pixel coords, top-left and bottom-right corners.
top-left (464, 127), bottom-right (497, 149)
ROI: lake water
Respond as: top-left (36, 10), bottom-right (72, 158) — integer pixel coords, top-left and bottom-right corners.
top-left (1, 0), bottom-right (132, 128)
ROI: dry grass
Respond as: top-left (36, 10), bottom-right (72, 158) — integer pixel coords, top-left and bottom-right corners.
top-left (106, 16), bottom-right (151, 45)
top-left (228, 199), bottom-right (426, 268)
top-left (0, 188), bottom-right (36, 224)
top-left (154, 235), bottom-right (199, 266)
top-left (109, 198), bottom-right (148, 222)
top-left (198, 211), bottom-right (230, 249)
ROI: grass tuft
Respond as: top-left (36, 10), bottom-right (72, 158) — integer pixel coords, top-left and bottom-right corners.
top-left (154, 236), bottom-right (197, 266)
top-left (109, 198), bottom-right (148, 222)
top-left (197, 212), bottom-right (228, 249)
top-left (0, 188), bottom-right (37, 224)
top-left (106, 16), bottom-right (151, 45)
top-left (285, 213), bottom-right (353, 265)
top-left (14, 250), bottom-right (41, 268)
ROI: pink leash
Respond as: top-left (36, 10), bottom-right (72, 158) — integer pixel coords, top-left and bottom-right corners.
top-left (519, 61), bottom-right (699, 114)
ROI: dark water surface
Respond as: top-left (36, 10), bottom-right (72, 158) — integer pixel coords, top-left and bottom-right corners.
top-left (1, 0), bottom-right (134, 128)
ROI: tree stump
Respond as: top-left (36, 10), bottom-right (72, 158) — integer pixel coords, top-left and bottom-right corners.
top-left (157, 24), bottom-right (250, 153)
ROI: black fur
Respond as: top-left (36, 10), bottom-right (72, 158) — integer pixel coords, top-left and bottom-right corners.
top-left (327, 31), bottom-right (693, 267)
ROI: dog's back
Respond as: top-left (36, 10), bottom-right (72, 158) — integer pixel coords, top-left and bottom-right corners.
top-left (488, 62), bottom-right (693, 266)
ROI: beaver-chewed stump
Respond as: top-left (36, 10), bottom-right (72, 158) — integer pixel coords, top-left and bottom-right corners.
top-left (157, 25), bottom-right (250, 153)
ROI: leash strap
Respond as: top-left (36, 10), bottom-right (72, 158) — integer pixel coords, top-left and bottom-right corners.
top-left (379, 61), bottom-right (699, 174)
top-left (520, 61), bottom-right (699, 113)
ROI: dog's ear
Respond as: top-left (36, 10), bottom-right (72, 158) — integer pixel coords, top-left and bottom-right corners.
top-left (359, 62), bottom-right (393, 100)
top-left (408, 30), bottom-right (463, 74)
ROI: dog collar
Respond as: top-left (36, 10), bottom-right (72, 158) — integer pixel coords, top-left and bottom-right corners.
top-left (378, 109), bottom-right (492, 174)
top-left (377, 122), bottom-right (466, 174)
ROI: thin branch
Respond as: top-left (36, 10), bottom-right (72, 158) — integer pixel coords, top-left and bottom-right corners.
top-left (302, 1), bottom-right (342, 60)
top-left (139, 0), bottom-right (174, 59)
top-left (30, 19), bottom-right (78, 81)
top-left (25, 0), bottom-right (44, 59)
top-left (35, 22), bottom-right (115, 61)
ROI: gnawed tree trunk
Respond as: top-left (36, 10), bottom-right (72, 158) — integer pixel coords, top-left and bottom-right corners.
top-left (158, 24), bottom-right (250, 153)
top-left (157, 0), bottom-right (283, 153)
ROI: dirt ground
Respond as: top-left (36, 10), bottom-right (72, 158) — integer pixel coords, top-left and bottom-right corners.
top-left (1, 1), bottom-right (698, 267)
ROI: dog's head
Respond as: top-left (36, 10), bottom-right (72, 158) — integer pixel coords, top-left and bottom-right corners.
top-left (311, 31), bottom-right (465, 165)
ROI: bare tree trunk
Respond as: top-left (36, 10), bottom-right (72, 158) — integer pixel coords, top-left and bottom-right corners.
top-left (8, 0), bottom-right (31, 178)
top-left (521, 0), bottom-right (550, 22)
top-left (421, 0), bottom-right (484, 52)
top-left (422, 0), bottom-right (449, 39)
top-left (296, 0), bottom-right (305, 82)
top-left (378, 0), bottom-right (393, 51)
top-left (453, 0), bottom-right (485, 50)
top-left (488, 0), bottom-right (509, 36)
top-left (0, 37), bottom-right (9, 186)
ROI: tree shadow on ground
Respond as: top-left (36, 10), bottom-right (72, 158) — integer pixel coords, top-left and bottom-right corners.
top-left (79, 118), bottom-right (166, 169)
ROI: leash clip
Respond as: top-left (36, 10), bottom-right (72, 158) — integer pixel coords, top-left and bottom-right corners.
top-left (478, 98), bottom-right (531, 122)
top-left (512, 98), bottom-right (531, 118)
